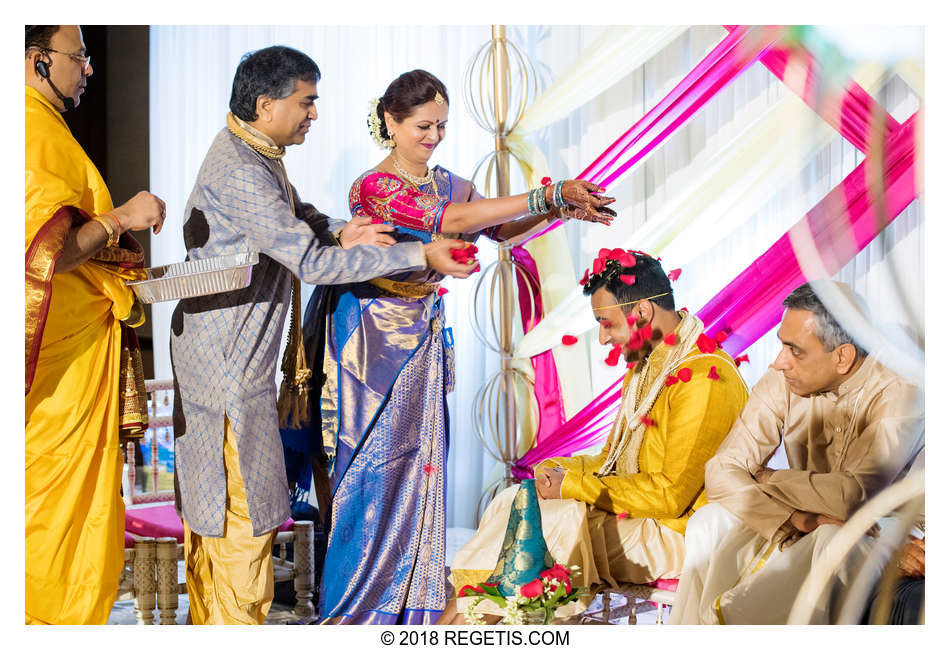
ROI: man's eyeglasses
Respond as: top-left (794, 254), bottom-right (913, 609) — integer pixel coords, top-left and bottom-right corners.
top-left (40, 48), bottom-right (91, 69)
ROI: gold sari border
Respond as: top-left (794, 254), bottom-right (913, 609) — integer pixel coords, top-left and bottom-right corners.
top-left (25, 206), bottom-right (82, 394)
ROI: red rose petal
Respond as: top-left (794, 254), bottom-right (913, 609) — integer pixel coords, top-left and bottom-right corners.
top-left (619, 252), bottom-right (637, 267)
top-left (561, 334), bottom-right (578, 346)
top-left (626, 361), bottom-right (636, 369)
top-left (665, 375), bottom-right (679, 386)
top-left (598, 248), bottom-right (611, 260)
top-left (638, 323), bottom-right (652, 340)
top-left (640, 414), bottom-right (655, 427)
top-left (696, 333), bottom-right (717, 354)
top-left (609, 248), bottom-right (626, 260)
top-left (708, 366), bottom-right (720, 381)
top-left (592, 258), bottom-right (605, 275)
top-left (715, 329), bottom-right (730, 344)
top-left (620, 274), bottom-right (636, 285)
top-left (579, 269), bottom-right (591, 286)
top-left (605, 345), bottom-right (622, 366)
top-left (423, 463), bottom-right (437, 475)
top-left (734, 354), bottom-right (749, 366)
top-left (437, 287), bottom-right (448, 297)
top-left (677, 367), bottom-right (693, 383)
top-left (616, 512), bottom-right (628, 520)
top-left (667, 268), bottom-right (682, 281)
top-left (663, 332), bottom-right (677, 346)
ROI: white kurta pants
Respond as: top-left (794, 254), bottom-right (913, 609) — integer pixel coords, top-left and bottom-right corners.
top-left (670, 504), bottom-right (896, 624)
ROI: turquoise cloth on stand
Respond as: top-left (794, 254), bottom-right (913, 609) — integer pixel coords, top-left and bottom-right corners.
top-left (487, 479), bottom-right (554, 597)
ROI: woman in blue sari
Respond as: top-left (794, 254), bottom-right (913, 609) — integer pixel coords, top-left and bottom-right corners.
top-left (301, 70), bottom-right (613, 624)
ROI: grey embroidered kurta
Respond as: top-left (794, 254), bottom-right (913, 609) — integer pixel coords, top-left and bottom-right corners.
top-left (171, 127), bottom-right (427, 537)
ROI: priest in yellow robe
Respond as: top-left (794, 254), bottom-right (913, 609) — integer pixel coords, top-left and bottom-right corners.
top-left (438, 251), bottom-right (749, 623)
top-left (25, 25), bottom-right (166, 624)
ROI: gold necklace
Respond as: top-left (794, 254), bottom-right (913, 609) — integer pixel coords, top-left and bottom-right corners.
top-left (390, 153), bottom-right (433, 187)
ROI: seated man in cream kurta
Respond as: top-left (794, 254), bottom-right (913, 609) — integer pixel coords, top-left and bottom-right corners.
top-left (438, 251), bottom-right (749, 623)
top-left (670, 281), bottom-right (924, 625)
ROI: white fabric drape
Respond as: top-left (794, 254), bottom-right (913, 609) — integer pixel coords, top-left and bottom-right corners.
top-left (149, 25), bottom-right (923, 526)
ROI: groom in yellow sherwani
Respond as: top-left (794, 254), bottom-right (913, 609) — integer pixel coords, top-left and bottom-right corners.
top-left (25, 25), bottom-right (166, 624)
top-left (438, 251), bottom-right (749, 623)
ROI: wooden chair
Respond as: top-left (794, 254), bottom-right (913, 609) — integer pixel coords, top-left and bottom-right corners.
top-left (120, 379), bottom-right (316, 624)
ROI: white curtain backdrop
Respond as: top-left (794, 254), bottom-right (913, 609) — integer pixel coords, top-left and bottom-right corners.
top-left (149, 25), bottom-right (923, 527)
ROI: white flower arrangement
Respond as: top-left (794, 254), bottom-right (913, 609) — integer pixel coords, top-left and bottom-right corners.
top-left (366, 98), bottom-right (393, 149)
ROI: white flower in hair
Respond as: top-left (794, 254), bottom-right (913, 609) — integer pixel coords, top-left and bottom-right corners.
top-left (366, 97), bottom-right (393, 149)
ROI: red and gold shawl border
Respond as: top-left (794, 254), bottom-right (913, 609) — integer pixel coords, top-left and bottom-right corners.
top-left (25, 206), bottom-right (147, 395)
top-left (25, 205), bottom-right (84, 394)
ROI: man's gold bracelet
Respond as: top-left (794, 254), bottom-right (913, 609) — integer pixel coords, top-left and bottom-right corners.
top-left (92, 213), bottom-right (120, 247)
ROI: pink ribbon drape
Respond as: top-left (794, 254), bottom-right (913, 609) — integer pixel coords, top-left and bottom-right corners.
top-left (511, 246), bottom-right (566, 444)
top-left (510, 26), bottom-right (919, 475)
top-left (699, 113), bottom-right (918, 356)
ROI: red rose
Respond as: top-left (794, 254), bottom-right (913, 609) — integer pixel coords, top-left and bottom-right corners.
top-left (541, 564), bottom-right (570, 583)
top-left (707, 366), bottom-right (720, 381)
top-left (540, 177), bottom-right (552, 186)
top-left (520, 578), bottom-right (544, 599)
top-left (561, 334), bottom-right (578, 346)
top-left (667, 268), bottom-right (682, 281)
top-left (677, 367), bottom-right (693, 383)
top-left (620, 274), bottom-right (636, 285)
top-left (696, 333), bottom-right (717, 354)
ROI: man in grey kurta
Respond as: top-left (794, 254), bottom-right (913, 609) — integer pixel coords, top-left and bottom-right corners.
top-left (170, 45), bottom-right (472, 624)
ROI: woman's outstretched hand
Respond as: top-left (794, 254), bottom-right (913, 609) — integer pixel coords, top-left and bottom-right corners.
top-left (556, 180), bottom-right (616, 225)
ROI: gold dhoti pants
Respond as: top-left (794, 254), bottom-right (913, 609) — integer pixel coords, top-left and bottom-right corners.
top-left (184, 417), bottom-right (276, 625)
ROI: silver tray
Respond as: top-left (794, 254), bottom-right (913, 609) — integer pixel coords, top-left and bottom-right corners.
top-left (126, 252), bottom-right (259, 303)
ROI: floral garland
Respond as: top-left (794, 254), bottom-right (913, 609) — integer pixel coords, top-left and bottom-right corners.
top-left (366, 97), bottom-right (393, 149)
top-left (459, 564), bottom-right (584, 625)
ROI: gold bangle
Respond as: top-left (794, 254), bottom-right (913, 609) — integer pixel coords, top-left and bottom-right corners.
top-left (92, 214), bottom-right (119, 247)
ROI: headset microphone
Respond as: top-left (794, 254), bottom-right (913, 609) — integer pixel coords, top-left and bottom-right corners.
top-left (34, 59), bottom-right (75, 111)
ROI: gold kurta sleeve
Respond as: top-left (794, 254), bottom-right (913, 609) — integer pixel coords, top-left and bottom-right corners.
top-left (559, 353), bottom-right (748, 534)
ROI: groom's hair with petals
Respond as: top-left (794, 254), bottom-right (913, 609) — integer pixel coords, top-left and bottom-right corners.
top-left (230, 45), bottom-right (321, 122)
top-left (582, 253), bottom-right (675, 312)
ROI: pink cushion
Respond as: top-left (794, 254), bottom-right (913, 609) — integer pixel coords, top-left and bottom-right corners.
top-left (125, 504), bottom-right (185, 543)
top-left (647, 578), bottom-right (679, 592)
top-left (125, 504), bottom-right (295, 544)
